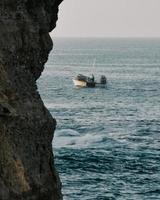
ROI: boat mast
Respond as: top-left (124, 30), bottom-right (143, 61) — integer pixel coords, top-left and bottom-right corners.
top-left (92, 58), bottom-right (96, 68)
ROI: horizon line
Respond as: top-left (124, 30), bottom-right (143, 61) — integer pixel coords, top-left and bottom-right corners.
top-left (51, 35), bottom-right (160, 39)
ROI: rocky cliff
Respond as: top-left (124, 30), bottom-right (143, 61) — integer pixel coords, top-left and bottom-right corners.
top-left (0, 0), bottom-right (63, 199)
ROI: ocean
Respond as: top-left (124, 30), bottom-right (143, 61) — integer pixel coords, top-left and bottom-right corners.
top-left (38, 38), bottom-right (160, 200)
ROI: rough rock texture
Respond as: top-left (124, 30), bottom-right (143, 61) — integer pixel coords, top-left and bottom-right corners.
top-left (0, 0), bottom-right (63, 199)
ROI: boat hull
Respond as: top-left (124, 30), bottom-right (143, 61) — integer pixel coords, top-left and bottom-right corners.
top-left (73, 79), bottom-right (87, 87)
top-left (73, 79), bottom-right (106, 88)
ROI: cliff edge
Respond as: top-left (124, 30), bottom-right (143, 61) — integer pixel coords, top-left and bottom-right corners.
top-left (0, 0), bottom-right (63, 199)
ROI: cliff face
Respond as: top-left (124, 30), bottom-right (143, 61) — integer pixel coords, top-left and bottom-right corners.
top-left (0, 0), bottom-right (63, 199)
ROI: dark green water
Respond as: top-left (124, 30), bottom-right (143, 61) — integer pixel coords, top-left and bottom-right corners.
top-left (38, 38), bottom-right (160, 200)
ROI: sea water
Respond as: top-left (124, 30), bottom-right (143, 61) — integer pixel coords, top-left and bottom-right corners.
top-left (38, 38), bottom-right (160, 200)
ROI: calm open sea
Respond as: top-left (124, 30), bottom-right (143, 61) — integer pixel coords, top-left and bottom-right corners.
top-left (38, 38), bottom-right (160, 200)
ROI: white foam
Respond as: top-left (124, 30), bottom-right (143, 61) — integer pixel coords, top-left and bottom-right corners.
top-left (54, 129), bottom-right (80, 137)
top-left (52, 129), bottom-right (105, 148)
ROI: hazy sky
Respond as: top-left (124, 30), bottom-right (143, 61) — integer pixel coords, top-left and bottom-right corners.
top-left (51, 0), bottom-right (160, 37)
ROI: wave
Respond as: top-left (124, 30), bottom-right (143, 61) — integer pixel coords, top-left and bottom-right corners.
top-left (52, 129), bottom-right (106, 149)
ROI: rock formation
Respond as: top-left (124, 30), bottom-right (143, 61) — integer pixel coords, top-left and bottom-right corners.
top-left (0, 0), bottom-right (63, 199)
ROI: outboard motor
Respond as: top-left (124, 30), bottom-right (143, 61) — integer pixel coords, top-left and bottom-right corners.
top-left (100, 75), bottom-right (107, 84)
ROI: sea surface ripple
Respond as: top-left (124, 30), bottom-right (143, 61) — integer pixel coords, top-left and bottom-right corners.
top-left (38, 38), bottom-right (160, 200)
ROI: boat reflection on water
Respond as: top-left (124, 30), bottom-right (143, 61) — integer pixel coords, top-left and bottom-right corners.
top-left (73, 74), bottom-right (107, 88)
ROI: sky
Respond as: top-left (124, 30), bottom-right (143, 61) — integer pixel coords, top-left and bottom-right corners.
top-left (51, 0), bottom-right (160, 38)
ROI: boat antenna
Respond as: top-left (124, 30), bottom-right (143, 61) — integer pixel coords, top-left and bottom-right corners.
top-left (92, 58), bottom-right (96, 68)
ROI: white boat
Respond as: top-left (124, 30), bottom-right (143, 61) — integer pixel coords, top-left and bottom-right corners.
top-left (73, 74), bottom-right (107, 88)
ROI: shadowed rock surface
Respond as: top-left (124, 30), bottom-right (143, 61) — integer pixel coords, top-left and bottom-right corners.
top-left (0, 0), bottom-right (63, 199)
